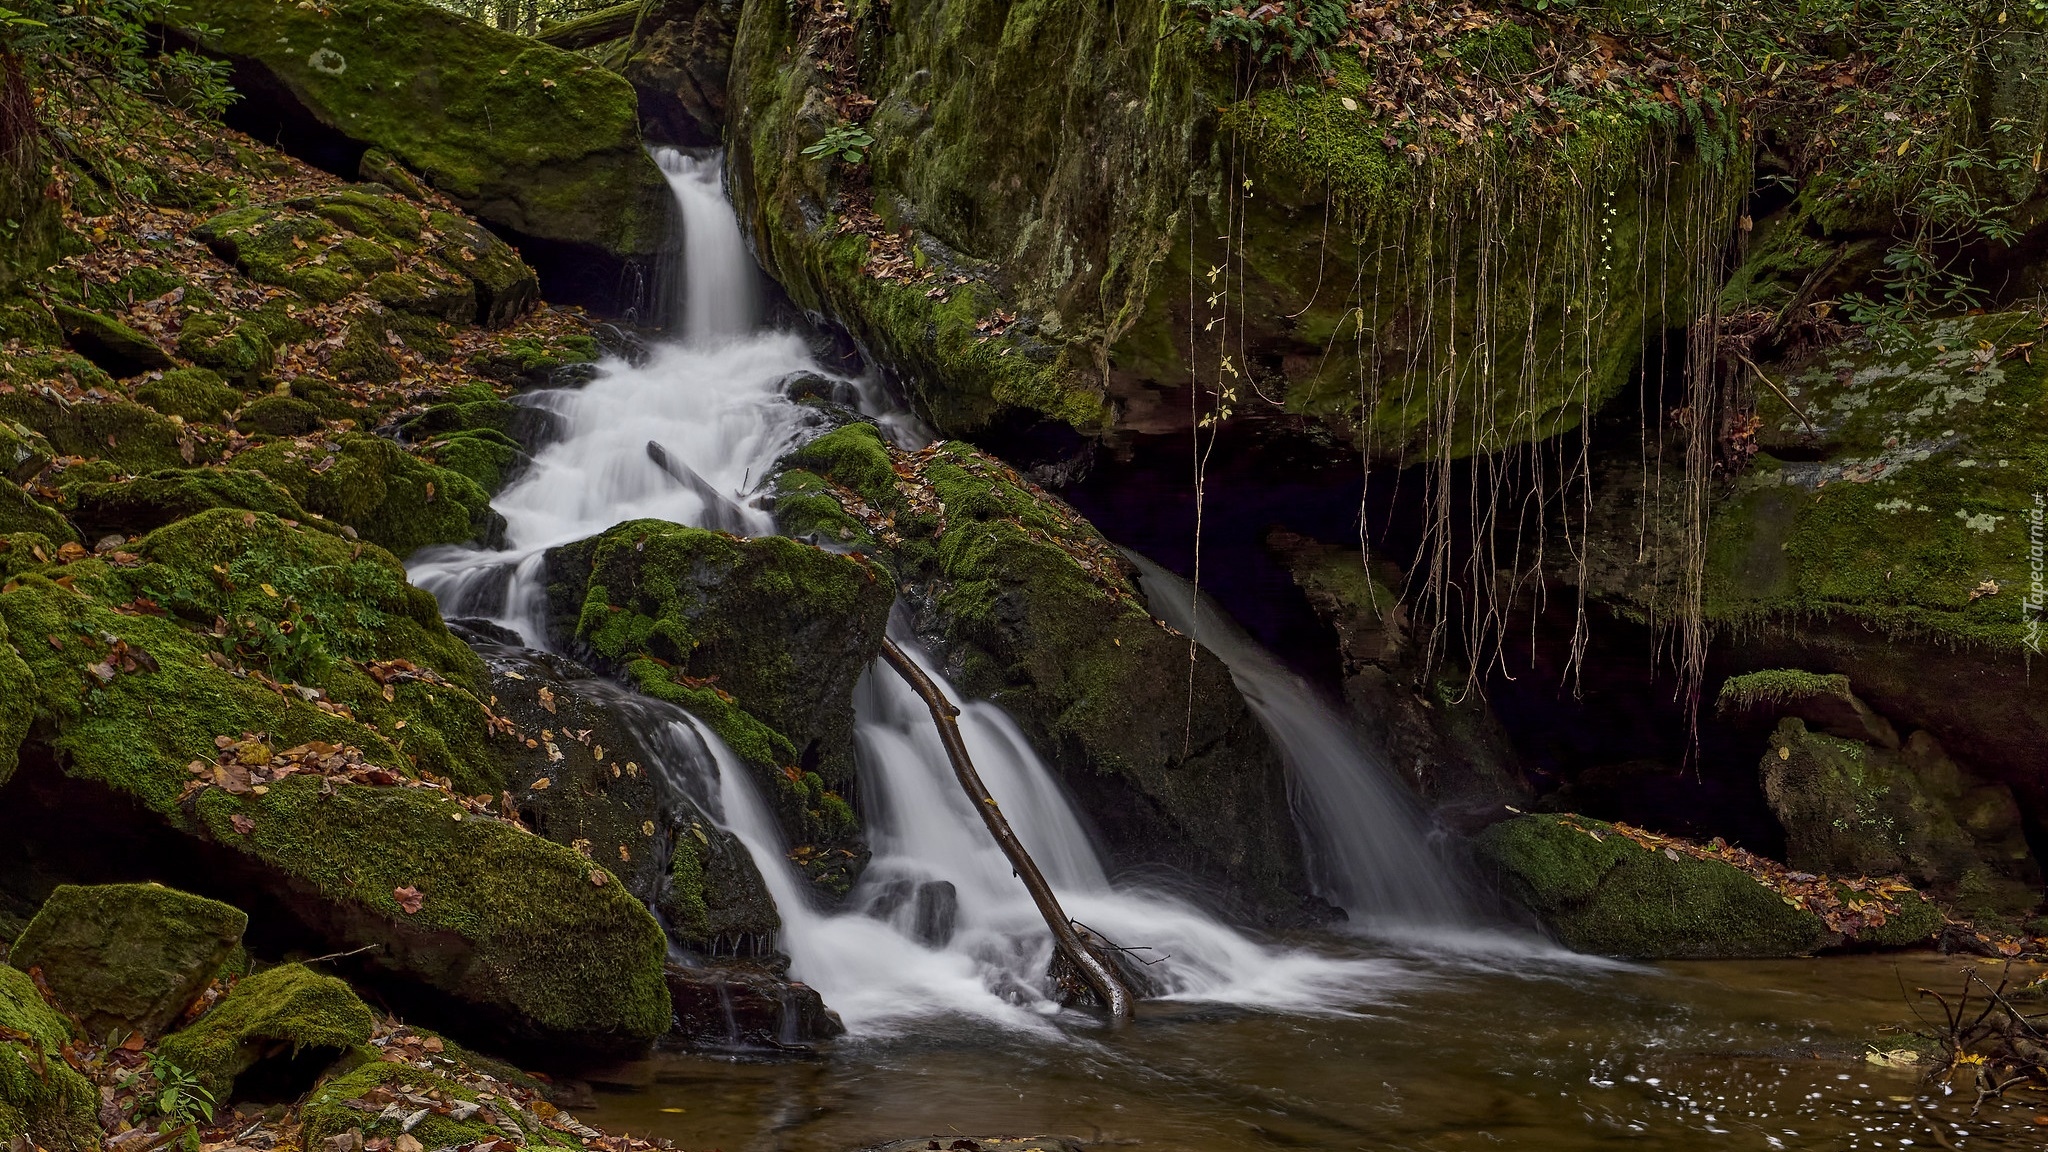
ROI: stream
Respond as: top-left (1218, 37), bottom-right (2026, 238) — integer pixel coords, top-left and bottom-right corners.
top-left (404, 150), bottom-right (2040, 1150)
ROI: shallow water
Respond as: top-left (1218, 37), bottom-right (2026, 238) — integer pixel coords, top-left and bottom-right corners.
top-left (579, 951), bottom-right (2048, 1151)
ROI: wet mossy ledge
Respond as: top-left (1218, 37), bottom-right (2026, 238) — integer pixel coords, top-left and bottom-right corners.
top-left (768, 421), bottom-right (1315, 918)
top-left (542, 520), bottom-right (892, 892)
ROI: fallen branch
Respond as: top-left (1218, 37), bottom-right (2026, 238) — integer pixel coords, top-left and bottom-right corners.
top-left (877, 637), bottom-right (1134, 1020)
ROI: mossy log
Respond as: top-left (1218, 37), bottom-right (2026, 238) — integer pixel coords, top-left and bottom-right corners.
top-left (536, 2), bottom-right (642, 50)
top-left (877, 637), bottom-right (1133, 1020)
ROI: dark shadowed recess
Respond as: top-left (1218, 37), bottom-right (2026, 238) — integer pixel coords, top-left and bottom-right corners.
top-left (0, 745), bottom-right (614, 1072)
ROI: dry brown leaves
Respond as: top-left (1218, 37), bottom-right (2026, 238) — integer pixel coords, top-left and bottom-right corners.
top-left (177, 732), bottom-right (526, 827)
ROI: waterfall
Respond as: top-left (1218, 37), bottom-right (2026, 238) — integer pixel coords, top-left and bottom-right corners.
top-left (411, 147), bottom-right (1403, 1037)
top-left (1126, 554), bottom-right (1483, 932)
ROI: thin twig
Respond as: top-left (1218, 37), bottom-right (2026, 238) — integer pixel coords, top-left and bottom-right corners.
top-left (1737, 350), bottom-right (1818, 431)
top-left (301, 943), bottom-right (381, 965)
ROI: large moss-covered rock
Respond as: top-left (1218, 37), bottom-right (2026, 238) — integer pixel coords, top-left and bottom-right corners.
top-left (727, 0), bottom-right (1730, 453)
top-left (0, 421), bottom-right (53, 485)
top-left (9, 883), bottom-right (247, 1040)
top-left (0, 513), bottom-right (671, 1053)
top-left (299, 1053), bottom-right (574, 1150)
top-left (66, 468), bottom-right (314, 542)
top-left (1473, 814), bottom-right (1830, 958)
top-left (0, 482), bottom-right (73, 542)
top-left (172, 0), bottom-right (669, 265)
top-left (621, 0), bottom-right (738, 146)
top-left (0, 609), bottom-right (30, 789)
top-left (1762, 717), bottom-right (2038, 891)
top-left (134, 368), bottom-right (245, 425)
top-left (0, 393), bottom-right (195, 474)
top-left (772, 423), bottom-right (1312, 916)
top-left (227, 432), bottom-right (504, 557)
top-left (193, 188), bottom-right (538, 326)
top-left (475, 644), bottom-right (781, 958)
top-left (544, 520), bottom-right (890, 866)
top-left (0, 964), bottom-right (99, 1152)
top-left (52, 304), bottom-right (175, 378)
top-left (155, 963), bottom-right (373, 1098)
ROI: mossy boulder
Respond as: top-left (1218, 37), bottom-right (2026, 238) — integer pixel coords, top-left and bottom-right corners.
top-left (0, 393), bottom-right (195, 473)
top-left (421, 430), bottom-right (526, 496)
top-left (192, 188), bottom-right (538, 326)
top-left (52, 303), bottom-right (175, 377)
top-left (299, 1053), bottom-right (573, 1150)
top-left (174, 309), bottom-right (279, 386)
top-left (0, 421), bottom-right (53, 484)
top-left (155, 963), bottom-right (373, 1098)
top-left (0, 483), bottom-right (73, 542)
top-left (9, 883), bottom-right (247, 1040)
top-left (770, 423), bottom-right (1312, 915)
top-left (134, 368), bottom-right (244, 425)
top-left (1472, 814), bottom-right (1830, 958)
top-left (660, 813), bottom-right (781, 958)
top-left (66, 468), bottom-right (314, 542)
top-left (543, 520), bottom-right (890, 865)
top-left (172, 0), bottom-right (669, 265)
top-left (0, 515), bottom-right (671, 1053)
top-left (1762, 718), bottom-right (2038, 890)
top-left (237, 395), bottom-right (324, 437)
top-left (0, 964), bottom-right (99, 1152)
top-left (0, 609), bottom-right (30, 789)
top-left (227, 432), bottom-right (504, 557)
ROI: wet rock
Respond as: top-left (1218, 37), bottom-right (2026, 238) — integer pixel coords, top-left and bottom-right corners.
top-left (8, 882), bottom-right (247, 1039)
top-left (1268, 530), bottom-right (1530, 827)
top-left (865, 878), bottom-right (957, 948)
top-left (52, 303), bottom-right (175, 377)
top-left (1473, 814), bottom-right (1830, 958)
top-left (0, 964), bottom-right (99, 1152)
top-left (772, 425), bottom-right (1314, 919)
top-left (662, 962), bottom-right (843, 1050)
top-left (155, 963), bottom-right (373, 1099)
top-left (170, 0), bottom-right (670, 267)
top-left (543, 520), bottom-right (892, 877)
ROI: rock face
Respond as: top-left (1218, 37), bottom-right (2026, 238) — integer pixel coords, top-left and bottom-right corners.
top-left (1269, 531), bottom-right (1529, 826)
top-left (726, 0), bottom-right (1725, 451)
top-left (543, 520), bottom-right (892, 889)
top-left (1474, 814), bottom-right (1832, 958)
top-left (622, 0), bottom-right (741, 146)
top-left (170, 0), bottom-right (670, 266)
top-left (0, 964), bottom-right (99, 1152)
top-left (155, 962), bottom-right (374, 1098)
top-left (772, 422), bottom-right (1313, 918)
top-left (8, 883), bottom-right (248, 1040)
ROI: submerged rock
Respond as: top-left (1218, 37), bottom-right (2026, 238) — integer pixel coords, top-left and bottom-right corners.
top-left (155, 963), bottom-right (374, 1099)
top-left (8, 882), bottom-right (247, 1040)
top-left (662, 962), bottom-right (843, 1051)
top-left (0, 964), bottom-right (99, 1152)
top-left (169, 0), bottom-right (669, 268)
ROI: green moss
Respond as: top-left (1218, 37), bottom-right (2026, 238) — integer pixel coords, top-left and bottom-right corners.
top-left (237, 395), bottom-right (324, 437)
top-left (1473, 814), bottom-right (1831, 958)
top-left (1716, 669), bottom-right (1853, 712)
top-left (135, 368), bottom-right (243, 424)
top-left (0, 420), bottom-right (54, 484)
top-left (171, 0), bottom-right (670, 260)
top-left (175, 309), bottom-right (277, 385)
top-left (0, 483), bottom-right (74, 541)
top-left (67, 468), bottom-right (315, 541)
top-left (778, 423), bottom-right (900, 512)
top-left (10, 883), bottom-right (247, 1041)
top-left (155, 963), bottom-right (373, 1098)
top-left (422, 430), bottom-right (524, 495)
top-left (299, 1055), bottom-right (574, 1149)
top-left (0, 608), bottom-right (32, 789)
top-left (228, 432), bottom-right (502, 557)
top-left (0, 965), bottom-right (99, 1152)
top-left (1706, 313), bottom-right (2048, 652)
top-left (0, 393), bottom-right (196, 473)
top-left (0, 350), bottom-right (116, 396)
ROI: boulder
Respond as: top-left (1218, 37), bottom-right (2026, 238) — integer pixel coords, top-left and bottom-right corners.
top-left (1472, 814), bottom-right (1830, 958)
top-left (620, 0), bottom-right (739, 146)
top-left (0, 610), bottom-right (30, 789)
top-left (0, 965), bottom-right (99, 1152)
top-left (170, 0), bottom-right (670, 267)
top-left (0, 393), bottom-right (194, 474)
top-left (1762, 717), bottom-right (2039, 891)
top-left (0, 512), bottom-right (671, 1055)
top-left (543, 519), bottom-right (891, 879)
top-left (66, 468), bottom-right (315, 543)
top-left (226, 432), bottom-right (505, 557)
top-left (662, 962), bottom-right (842, 1051)
top-left (155, 963), bottom-right (374, 1099)
top-left (133, 368), bottom-right (245, 425)
top-left (771, 424), bottom-right (1313, 918)
top-left (300, 1056), bottom-right (571, 1151)
top-left (7, 883), bottom-right (247, 1041)
top-left (52, 303), bottom-right (175, 377)
top-left (0, 421), bottom-right (52, 485)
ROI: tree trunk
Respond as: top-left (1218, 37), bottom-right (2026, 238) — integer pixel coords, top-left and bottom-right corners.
top-left (877, 637), bottom-right (1134, 1021)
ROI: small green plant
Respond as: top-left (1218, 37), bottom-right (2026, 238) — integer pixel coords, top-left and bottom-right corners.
top-left (1185, 0), bottom-right (1347, 72)
top-left (147, 1059), bottom-right (215, 1152)
top-left (801, 122), bottom-right (875, 165)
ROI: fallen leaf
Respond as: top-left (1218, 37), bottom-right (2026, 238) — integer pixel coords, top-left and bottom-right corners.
top-left (230, 814), bottom-right (256, 835)
top-left (394, 886), bottom-right (424, 914)
top-left (588, 869), bottom-right (607, 887)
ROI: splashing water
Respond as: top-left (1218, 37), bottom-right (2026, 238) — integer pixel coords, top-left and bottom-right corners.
top-left (412, 146), bottom-right (1440, 1038)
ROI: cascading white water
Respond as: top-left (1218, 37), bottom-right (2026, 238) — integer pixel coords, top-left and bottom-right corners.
top-left (413, 146), bottom-right (1410, 1037)
top-left (654, 150), bottom-right (759, 341)
top-left (1127, 554), bottom-right (1481, 931)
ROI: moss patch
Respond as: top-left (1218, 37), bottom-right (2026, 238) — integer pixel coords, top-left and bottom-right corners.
top-left (155, 963), bottom-right (373, 1098)
top-left (10, 882), bottom-right (247, 1040)
top-left (0, 964), bottom-right (99, 1152)
top-left (227, 432), bottom-right (503, 557)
